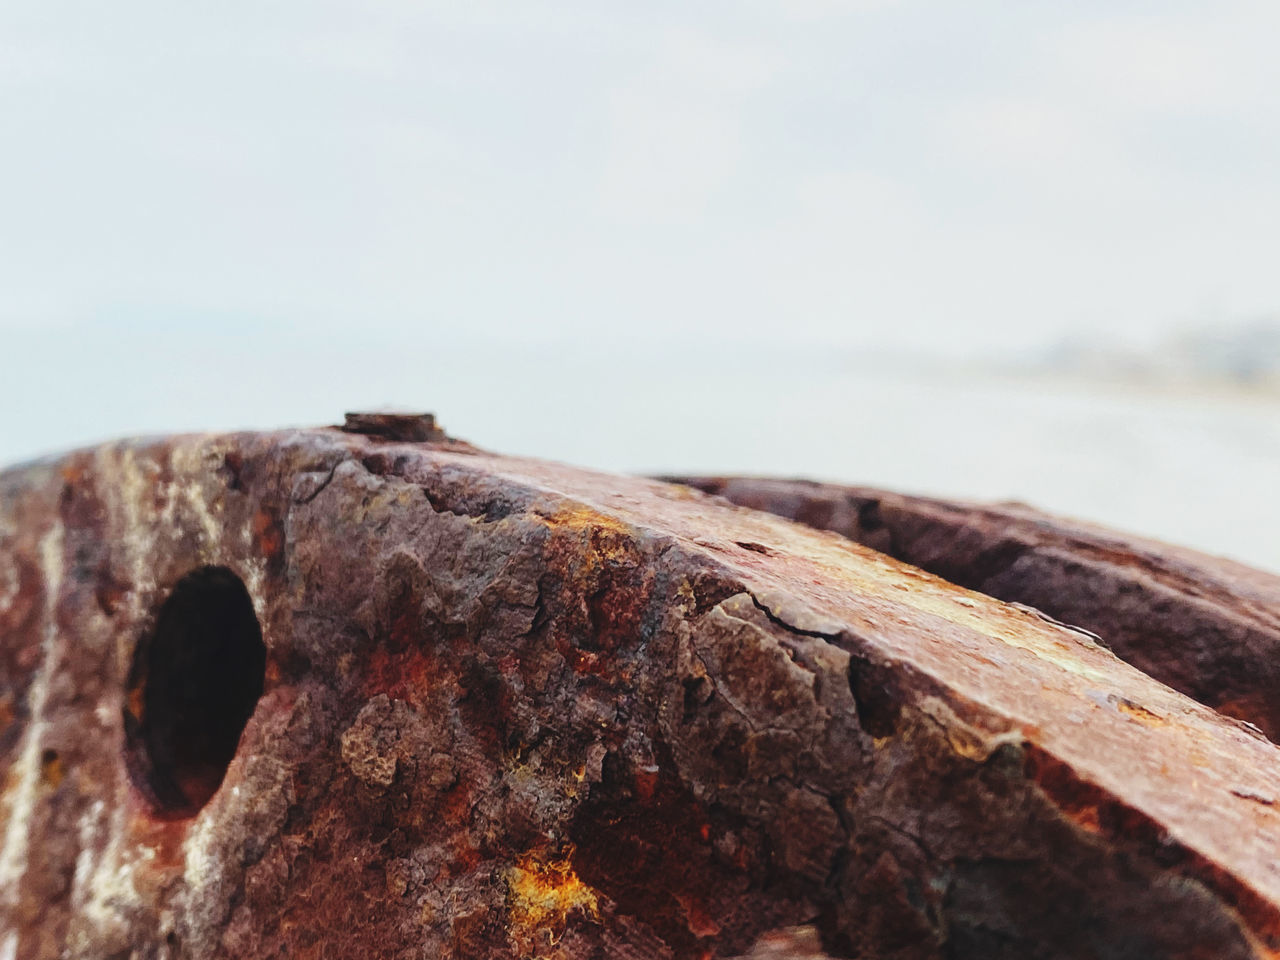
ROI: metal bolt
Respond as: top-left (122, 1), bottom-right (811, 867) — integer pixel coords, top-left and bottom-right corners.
top-left (341, 411), bottom-right (445, 442)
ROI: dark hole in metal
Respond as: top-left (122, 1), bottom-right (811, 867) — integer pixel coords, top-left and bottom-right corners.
top-left (124, 566), bottom-right (265, 818)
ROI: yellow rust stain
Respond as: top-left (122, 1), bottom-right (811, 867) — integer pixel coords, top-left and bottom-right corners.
top-left (506, 848), bottom-right (600, 947)
top-left (538, 506), bottom-right (634, 546)
top-left (918, 696), bottom-right (1023, 763)
top-left (1116, 698), bottom-right (1166, 727)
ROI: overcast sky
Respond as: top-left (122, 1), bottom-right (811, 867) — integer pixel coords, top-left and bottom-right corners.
top-left (6, 2), bottom-right (1280, 345)
top-left (3, 2), bottom-right (1280, 476)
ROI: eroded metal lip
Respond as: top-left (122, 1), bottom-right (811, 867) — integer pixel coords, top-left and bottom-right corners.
top-left (667, 473), bottom-right (1280, 742)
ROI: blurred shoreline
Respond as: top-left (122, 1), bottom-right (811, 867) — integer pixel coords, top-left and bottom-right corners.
top-left (4, 325), bottom-right (1278, 574)
top-left (975, 320), bottom-right (1280, 402)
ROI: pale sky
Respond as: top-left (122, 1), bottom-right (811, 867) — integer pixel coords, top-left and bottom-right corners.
top-left (3, 1), bottom-right (1280, 545)
top-left (5, 2), bottom-right (1280, 346)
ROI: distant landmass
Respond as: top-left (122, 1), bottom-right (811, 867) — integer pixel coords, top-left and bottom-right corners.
top-left (1015, 320), bottom-right (1280, 394)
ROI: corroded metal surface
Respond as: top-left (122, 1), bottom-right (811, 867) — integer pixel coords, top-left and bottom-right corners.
top-left (669, 476), bottom-right (1280, 742)
top-left (5, 431), bottom-right (1280, 958)
top-left (731, 927), bottom-right (831, 959)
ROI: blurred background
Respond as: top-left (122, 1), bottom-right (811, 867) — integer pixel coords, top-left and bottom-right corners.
top-left (2, 2), bottom-right (1279, 571)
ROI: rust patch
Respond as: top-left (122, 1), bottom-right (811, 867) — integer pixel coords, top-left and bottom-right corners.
top-left (506, 848), bottom-right (600, 952)
top-left (251, 504), bottom-right (285, 574)
top-left (570, 754), bottom-right (766, 958)
top-left (1024, 744), bottom-right (1171, 848)
top-left (1117, 698), bottom-right (1167, 727)
top-left (38, 749), bottom-right (62, 789)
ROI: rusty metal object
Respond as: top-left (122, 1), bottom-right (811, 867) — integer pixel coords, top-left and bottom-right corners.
top-left (6, 430), bottom-right (1280, 958)
top-left (669, 476), bottom-right (1280, 742)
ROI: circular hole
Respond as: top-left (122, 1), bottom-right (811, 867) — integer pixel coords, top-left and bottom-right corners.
top-left (124, 566), bottom-right (265, 818)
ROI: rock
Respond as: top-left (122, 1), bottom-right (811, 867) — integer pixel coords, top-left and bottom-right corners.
top-left (5, 430), bottom-right (1280, 958)
top-left (668, 476), bottom-right (1280, 742)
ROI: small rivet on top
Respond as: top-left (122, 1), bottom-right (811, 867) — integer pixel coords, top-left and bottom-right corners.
top-left (341, 411), bottom-right (446, 442)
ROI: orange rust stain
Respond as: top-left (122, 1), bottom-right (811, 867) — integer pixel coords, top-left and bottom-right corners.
top-left (1065, 804), bottom-right (1104, 835)
top-left (674, 892), bottom-right (721, 938)
top-left (125, 681), bottom-right (146, 724)
top-left (251, 506), bottom-right (284, 566)
top-left (128, 807), bottom-right (192, 871)
top-left (571, 759), bottom-right (736, 956)
top-left (39, 749), bottom-right (63, 789)
top-left (362, 644), bottom-right (449, 707)
top-left (1025, 744), bottom-right (1116, 838)
top-left (59, 461), bottom-right (88, 487)
top-left (632, 765), bottom-right (659, 803)
top-left (561, 644), bottom-right (607, 677)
